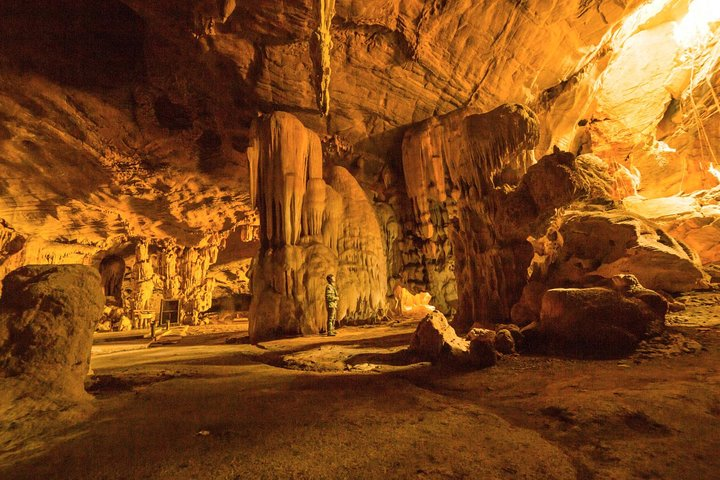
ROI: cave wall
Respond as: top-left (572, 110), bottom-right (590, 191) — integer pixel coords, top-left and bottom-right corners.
top-left (402, 104), bottom-right (540, 330)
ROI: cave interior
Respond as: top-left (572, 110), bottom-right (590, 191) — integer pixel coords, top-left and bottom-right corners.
top-left (1, 0), bottom-right (720, 479)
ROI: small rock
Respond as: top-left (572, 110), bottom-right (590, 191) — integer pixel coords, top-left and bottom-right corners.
top-left (467, 329), bottom-right (497, 367)
top-left (495, 329), bottom-right (516, 354)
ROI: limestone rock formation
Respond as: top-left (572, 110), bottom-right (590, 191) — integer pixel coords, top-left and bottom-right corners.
top-left (494, 329), bottom-right (516, 355)
top-left (0, 0), bottom-right (718, 363)
top-left (0, 265), bottom-right (105, 400)
top-left (248, 112), bottom-right (387, 341)
top-left (402, 103), bottom-right (540, 330)
top-left (0, 221), bottom-right (25, 297)
top-left (549, 210), bottom-right (708, 293)
top-left (511, 152), bottom-right (708, 327)
top-left (625, 188), bottom-right (720, 265)
top-left (400, 125), bottom-right (693, 333)
top-left (466, 328), bottom-right (499, 367)
top-left (534, 275), bottom-right (668, 358)
top-left (409, 312), bottom-right (498, 368)
top-left (409, 311), bottom-right (469, 366)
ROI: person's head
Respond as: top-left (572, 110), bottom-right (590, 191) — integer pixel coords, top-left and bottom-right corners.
top-left (326, 274), bottom-right (335, 284)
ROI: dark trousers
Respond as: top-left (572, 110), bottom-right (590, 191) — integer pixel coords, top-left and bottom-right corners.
top-left (327, 306), bottom-right (337, 335)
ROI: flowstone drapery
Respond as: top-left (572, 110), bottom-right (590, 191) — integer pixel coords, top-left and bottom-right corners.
top-left (402, 104), bottom-right (541, 331)
top-left (247, 112), bottom-right (387, 341)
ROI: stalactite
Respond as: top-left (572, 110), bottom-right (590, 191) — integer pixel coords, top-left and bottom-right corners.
top-left (247, 112), bottom-right (325, 248)
top-left (314, 0), bottom-right (335, 116)
top-left (401, 104), bottom-right (540, 330)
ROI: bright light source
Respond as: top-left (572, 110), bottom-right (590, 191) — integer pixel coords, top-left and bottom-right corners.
top-left (674, 0), bottom-right (720, 48)
top-left (708, 163), bottom-right (720, 183)
top-left (654, 140), bottom-right (676, 153)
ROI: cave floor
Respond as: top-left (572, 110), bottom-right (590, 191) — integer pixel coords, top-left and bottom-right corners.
top-left (3, 296), bottom-right (720, 480)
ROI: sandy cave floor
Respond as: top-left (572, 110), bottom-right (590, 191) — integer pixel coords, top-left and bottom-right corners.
top-left (2, 294), bottom-right (720, 480)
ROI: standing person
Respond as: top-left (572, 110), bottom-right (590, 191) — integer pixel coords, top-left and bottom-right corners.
top-left (325, 274), bottom-right (339, 336)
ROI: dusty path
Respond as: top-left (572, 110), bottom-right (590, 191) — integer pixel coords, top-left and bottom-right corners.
top-left (2, 301), bottom-right (720, 480)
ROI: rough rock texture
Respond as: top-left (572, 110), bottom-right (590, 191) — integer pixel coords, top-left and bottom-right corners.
top-left (408, 311), bottom-right (467, 363)
top-left (625, 188), bottom-right (720, 264)
top-left (466, 328), bottom-right (499, 367)
top-left (0, 265), bottom-right (105, 400)
top-left (550, 210), bottom-right (708, 293)
top-left (494, 329), bottom-right (516, 355)
top-left (0, 221), bottom-right (25, 297)
top-left (0, 0), bottom-right (719, 351)
top-left (327, 166), bottom-right (388, 323)
top-left (400, 140), bottom-right (694, 332)
top-left (535, 275), bottom-right (668, 358)
top-left (248, 112), bottom-right (387, 341)
top-left (409, 312), bottom-right (498, 367)
top-left (122, 0), bottom-right (648, 146)
top-left (510, 152), bottom-right (708, 327)
top-left (402, 103), bottom-right (540, 330)
top-left (0, 0), bottom-right (719, 299)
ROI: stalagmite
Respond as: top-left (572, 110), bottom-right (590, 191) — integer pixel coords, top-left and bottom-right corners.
top-left (174, 244), bottom-right (220, 325)
top-left (248, 112), bottom-right (388, 341)
top-left (132, 240), bottom-right (156, 312)
top-left (160, 245), bottom-right (179, 298)
top-left (326, 167), bottom-right (387, 323)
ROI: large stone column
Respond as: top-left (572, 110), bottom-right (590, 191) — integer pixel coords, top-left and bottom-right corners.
top-left (247, 112), bottom-right (387, 341)
top-left (402, 104), bottom-right (540, 331)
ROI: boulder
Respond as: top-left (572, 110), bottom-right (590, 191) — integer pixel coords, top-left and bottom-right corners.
top-left (551, 210), bottom-right (708, 293)
top-left (495, 323), bottom-right (524, 349)
top-left (0, 265), bottom-right (105, 400)
top-left (494, 329), bottom-right (516, 355)
top-left (409, 312), bottom-right (471, 365)
top-left (466, 328), bottom-right (498, 367)
top-left (536, 276), bottom-right (667, 358)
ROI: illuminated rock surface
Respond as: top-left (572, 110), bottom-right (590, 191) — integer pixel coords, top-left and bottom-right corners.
top-left (0, 265), bottom-right (104, 399)
top-left (248, 112), bottom-right (387, 341)
top-left (0, 0), bottom-right (720, 477)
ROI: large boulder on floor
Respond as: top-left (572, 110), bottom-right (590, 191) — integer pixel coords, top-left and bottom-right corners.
top-left (466, 328), bottom-right (498, 367)
top-left (552, 210), bottom-right (708, 293)
top-left (0, 265), bottom-right (105, 400)
top-left (409, 312), bottom-right (472, 365)
top-left (624, 189), bottom-right (720, 265)
top-left (536, 276), bottom-right (667, 358)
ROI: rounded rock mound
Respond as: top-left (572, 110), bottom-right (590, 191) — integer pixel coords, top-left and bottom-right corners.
top-left (0, 264), bottom-right (105, 400)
